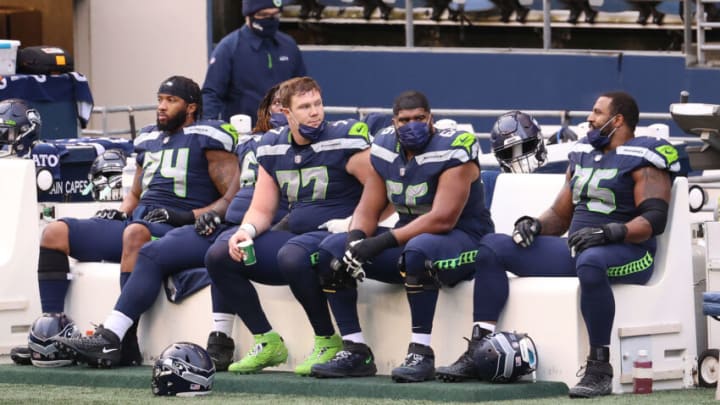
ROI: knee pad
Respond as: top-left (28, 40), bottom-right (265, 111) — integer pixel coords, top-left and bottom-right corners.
top-left (38, 247), bottom-right (70, 281)
top-left (320, 261), bottom-right (357, 293)
top-left (400, 255), bottom-right (440, 293)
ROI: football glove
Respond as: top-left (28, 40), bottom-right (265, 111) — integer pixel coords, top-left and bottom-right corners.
top-left (512, 216), bottom-right (542, 247)
top-left (567, 223), bottom-right (627, 255)
top-left (195, 210), bottom-right (222, 236)
top-left (143, 207), bottom-right (195, 227)
top-left (318, 216), bottom-right (352, 233)
top-left (344, 231), bottom-right (397, 266)
top-left (94, 209), bottom-right (127, 221)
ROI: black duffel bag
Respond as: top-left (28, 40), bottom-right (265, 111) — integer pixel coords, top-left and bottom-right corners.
top-left (16, 46), bottom-right (74, 75)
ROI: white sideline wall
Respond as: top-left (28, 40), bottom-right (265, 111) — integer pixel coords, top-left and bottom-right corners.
top-left (0, 159), bottom-right (697, 393)
top-left (0, 160), bottom-right (42, 353)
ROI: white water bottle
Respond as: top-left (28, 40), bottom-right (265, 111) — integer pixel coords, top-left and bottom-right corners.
top-left (122, 155), bottom-right (136, 198)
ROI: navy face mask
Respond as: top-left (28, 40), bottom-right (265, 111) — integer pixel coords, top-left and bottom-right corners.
top-left (298, 120), bottom-right (327, 142)
top-left (587, 115), bottom-right (618, 150)
top-left (250, 17), bottom-right (279, 38)
top-left (397, 121), bottom-right (432, 153)
top-left (269, 112), bottom-right (287, 128)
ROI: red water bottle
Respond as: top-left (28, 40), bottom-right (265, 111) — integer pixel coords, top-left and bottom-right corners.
top-left (632, 349), bottom-right (653, 394)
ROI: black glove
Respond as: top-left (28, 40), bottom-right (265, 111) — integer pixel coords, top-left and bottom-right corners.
top-left (143, 207), bottom-right (195, 227)
top-left (94, 209), bottom-right (127, 221)
top-left (195, 210), bottom-right (222, 236)
top-left (345, 229), bottom-right (367, 250)
top-left (567, 223), bottom-right (627, 255)
top-left (512, 216), bottom-right (542, 247)
top-left (347, 231), bottom-right (398, 264)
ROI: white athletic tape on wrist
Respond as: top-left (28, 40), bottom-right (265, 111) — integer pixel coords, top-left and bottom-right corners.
top-left (239, 223), bottom-right (257, 239)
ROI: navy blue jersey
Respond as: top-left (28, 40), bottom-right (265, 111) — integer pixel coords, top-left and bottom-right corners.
top-left (226, 133), bottom-right (288, 224)
top-left (568, 136), bottom-right (680, 238)
top-left (371, 127), bottom-right (494, 240)
top-left (133, 120), bottom-right (238, 212)
top-left (256, 120), bottom-right (370, 234)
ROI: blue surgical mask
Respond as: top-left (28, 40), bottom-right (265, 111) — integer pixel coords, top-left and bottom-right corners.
top-left (250, 17), bottom-right (279, 38)
top-left (397, 121), bottom-right (432, 153)
top-left (586, 115), bottom-right (618, 150)
top-left (298, 120), bottom-right (327, 142)
top-left (269, 112), bottom-right (287, 128)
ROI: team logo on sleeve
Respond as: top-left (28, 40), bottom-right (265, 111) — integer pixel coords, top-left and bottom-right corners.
top-left (655, 144), bottom-right (679, 166)
top-left (348, 122), bottom-right (370, 143)
top-left (451, 132), bottom-right (477, 155)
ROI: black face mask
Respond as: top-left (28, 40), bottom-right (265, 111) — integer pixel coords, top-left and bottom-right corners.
top-left (158, 109), bottom-right (188, 132)
top-left (250, 17), bottom-right (279, 38)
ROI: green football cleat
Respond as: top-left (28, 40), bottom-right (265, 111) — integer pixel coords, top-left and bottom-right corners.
top-left (228, 331), bottom-right (288, 374)
top-left (295, 334), bottom-right (343, 376)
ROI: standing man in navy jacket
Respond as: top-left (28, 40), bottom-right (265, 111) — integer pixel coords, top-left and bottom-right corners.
top-left (201, 0), bottom-right (307, 125)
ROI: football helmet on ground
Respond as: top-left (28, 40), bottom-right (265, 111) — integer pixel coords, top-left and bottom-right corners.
top-left (152, 342), bottom-right (216, 396)
top-left (28, 313), bottom-right (79, 367)
top-left (473, 331), bottom-right (538, 383)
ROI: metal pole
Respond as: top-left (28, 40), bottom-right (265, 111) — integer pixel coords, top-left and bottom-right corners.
top-left (684, 0), bottom-right (692, 63)
top-left (405, 0), bottom-right (414, 48)
top-left (543, 0), bottom-right (551, 50)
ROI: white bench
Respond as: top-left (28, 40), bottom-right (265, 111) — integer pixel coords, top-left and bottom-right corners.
top-left (0, 159), bottom-right (697, 393)
top-left (490, 173), bottom-right (696, 392)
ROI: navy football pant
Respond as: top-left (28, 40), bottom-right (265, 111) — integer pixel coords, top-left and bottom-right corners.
top-left (38, 214), bottom-right (174, 313)
top-left (114, 223), bottom-right (234, 320)
top-left (205, 227), bottom-right (334, 336)
top-left (473, 234), bottom-right (654, 346)
top-left (318, 228), bottom-right (479, 336)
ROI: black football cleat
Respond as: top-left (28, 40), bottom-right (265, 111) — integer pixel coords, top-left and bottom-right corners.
top-left (436, 325), bottom-right (490, 382)
top-left (568, 359), bottom-right (613, 398)
top-left (10, 345), bottom-right (32, 365)
top-left (207, 331), bottom-right (235, 372)
top-left (391, 343), bottom-right (436, 383)
top-left (54, 325), bottom-right (122, 368)
top-left (119, 323), bottom-right (142, 366)
top-left (311, 340), bottom-right (377, 378)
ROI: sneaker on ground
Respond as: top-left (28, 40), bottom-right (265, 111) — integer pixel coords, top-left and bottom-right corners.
top-left (295, 334), bottom-right (342, 376)
top-left (311, 340), bottom-right (377, 378)
top-left (207, 331), bottom-right (235, 372)
top-left (391, 342), bottom-right (436, 383)
top-left (10, 345), bottom-right (32, 366)
top-left (54, 325), bottom-right (122, 368)
top-left (568, 359), bottom-right (613, 398)
top-left (227, 331), bottom-right (287, 374)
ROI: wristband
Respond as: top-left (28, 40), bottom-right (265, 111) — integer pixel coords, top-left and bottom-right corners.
top-left (239, 223), bottom-right (257, 239)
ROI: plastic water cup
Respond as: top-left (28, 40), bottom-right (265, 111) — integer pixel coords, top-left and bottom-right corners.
top-left (237, 240), bottom-right (257, 265)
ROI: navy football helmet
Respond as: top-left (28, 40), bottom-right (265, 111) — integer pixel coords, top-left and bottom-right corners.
top-left (0, 98), bottom-right (41, 157)
top-left (88, 149), bottom-right (127, 201)
top-left (152, 342), bottom-right (215, 397)
top-left (28, 313), bottom-right (79, 367)
top-left (473, 331), bottom-right (538, 383)
top-left (490, 111), bottom-right (547, 173)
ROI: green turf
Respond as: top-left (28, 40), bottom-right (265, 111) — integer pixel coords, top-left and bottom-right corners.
top-left (0, 383), bottom-right (717, 404)
top-left (0, 364), bottom-right (566, 402)
top-left (2, 364), bottom-right (717, 404)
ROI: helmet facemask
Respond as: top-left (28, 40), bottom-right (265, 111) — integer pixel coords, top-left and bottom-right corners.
top-left (490, 111), bottom-right (547, 174)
